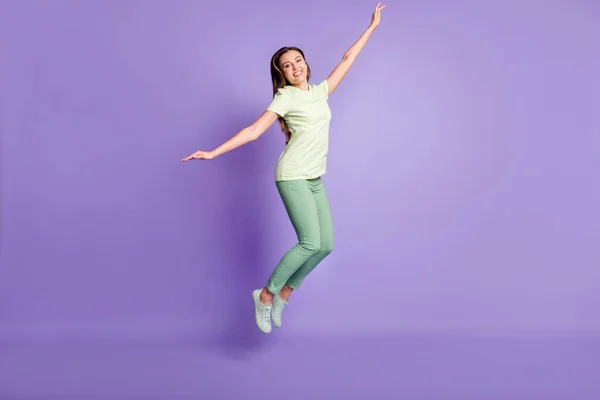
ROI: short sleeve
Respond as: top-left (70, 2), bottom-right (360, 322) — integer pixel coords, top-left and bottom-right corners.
top-left (267, 91), bottom-right (291, 117)
top-left (316, 79), bottom-right (329, 100)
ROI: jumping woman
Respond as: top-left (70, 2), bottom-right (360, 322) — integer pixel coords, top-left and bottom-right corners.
top-left (182, 3), bottom-right (386, 333)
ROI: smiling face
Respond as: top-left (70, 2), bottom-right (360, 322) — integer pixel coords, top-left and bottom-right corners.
top-left (270, 46), bottom-right (312, 143)
top-left (278, 50), bottom-right (308, 86)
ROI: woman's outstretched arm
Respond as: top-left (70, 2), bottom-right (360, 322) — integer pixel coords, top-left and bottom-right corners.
top-left (181, 110), bottom-right (279, 161)
top-left (326, 2), bottom-right (386, 97)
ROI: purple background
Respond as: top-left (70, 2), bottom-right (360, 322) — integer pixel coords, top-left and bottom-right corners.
top-left (1, 0), bottom-right (599, 398)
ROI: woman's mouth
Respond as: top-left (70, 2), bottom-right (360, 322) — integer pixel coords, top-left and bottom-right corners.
top-left (293, 70), bottom-right (303, 78)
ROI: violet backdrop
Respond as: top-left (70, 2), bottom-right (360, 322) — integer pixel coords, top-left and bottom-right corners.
top-left (1, 0), bottom-right (598, 338)
top-left (0, 0), bottom-right (599, 398)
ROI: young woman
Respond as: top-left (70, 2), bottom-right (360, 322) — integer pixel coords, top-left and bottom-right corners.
top-left (182, 3), bottom-right (385, 333)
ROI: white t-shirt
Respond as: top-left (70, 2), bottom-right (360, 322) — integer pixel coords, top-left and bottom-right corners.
top-left (267, 79), bottom-right (332, 181)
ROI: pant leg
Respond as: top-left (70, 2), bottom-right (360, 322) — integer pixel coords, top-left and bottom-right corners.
top-left (285, 177), bottom-right (334, 290)
top-left (265, 179), bottom-right (321, 295)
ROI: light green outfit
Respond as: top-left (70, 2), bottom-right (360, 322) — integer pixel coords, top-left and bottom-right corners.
top-left (266, 177), bottom-right (333, 294)
top-left (267, 79), bottom-right (332, 181)
top-left (264, 79), bottom-right (334, 294)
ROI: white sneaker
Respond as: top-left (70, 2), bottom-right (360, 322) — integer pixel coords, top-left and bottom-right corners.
top-left (272, 293), bottom-right (287, 328)
top-left (252, 289), bottom-right (272, 334)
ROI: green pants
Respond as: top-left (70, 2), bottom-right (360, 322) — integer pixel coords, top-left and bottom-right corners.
top-left (266, 177), bottom-right (334, 294)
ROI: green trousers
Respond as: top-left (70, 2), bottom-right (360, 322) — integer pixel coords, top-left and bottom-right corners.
top-left (266, 177), bottom-right (334, 294)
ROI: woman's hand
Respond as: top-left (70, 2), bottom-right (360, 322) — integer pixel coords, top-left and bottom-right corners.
top-left (369, 2), bottom-right (386, 29)
top-left (181, 150), bottom-right (215, 162)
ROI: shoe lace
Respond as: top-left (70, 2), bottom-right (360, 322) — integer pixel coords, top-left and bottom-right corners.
top-left (274, 298), bottom-right (287, 313)
top-left (261, 305), bottom-right (271, 323)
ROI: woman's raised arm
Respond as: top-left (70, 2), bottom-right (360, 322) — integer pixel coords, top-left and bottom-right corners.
top-left (326, 2), bottom-right (386, 97)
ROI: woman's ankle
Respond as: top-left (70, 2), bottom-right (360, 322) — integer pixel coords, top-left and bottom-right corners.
top-left (279, 286), bottom-right (294, 301)
top-left (260, 287), bottom-right (274, 304)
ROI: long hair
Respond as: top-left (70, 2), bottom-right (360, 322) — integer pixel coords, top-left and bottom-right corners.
top-left (270, 46), bottom-right (311, 144)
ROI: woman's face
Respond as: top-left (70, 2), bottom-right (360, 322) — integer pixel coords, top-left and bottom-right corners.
top-left (279, 50), bottom-right (307, 85)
